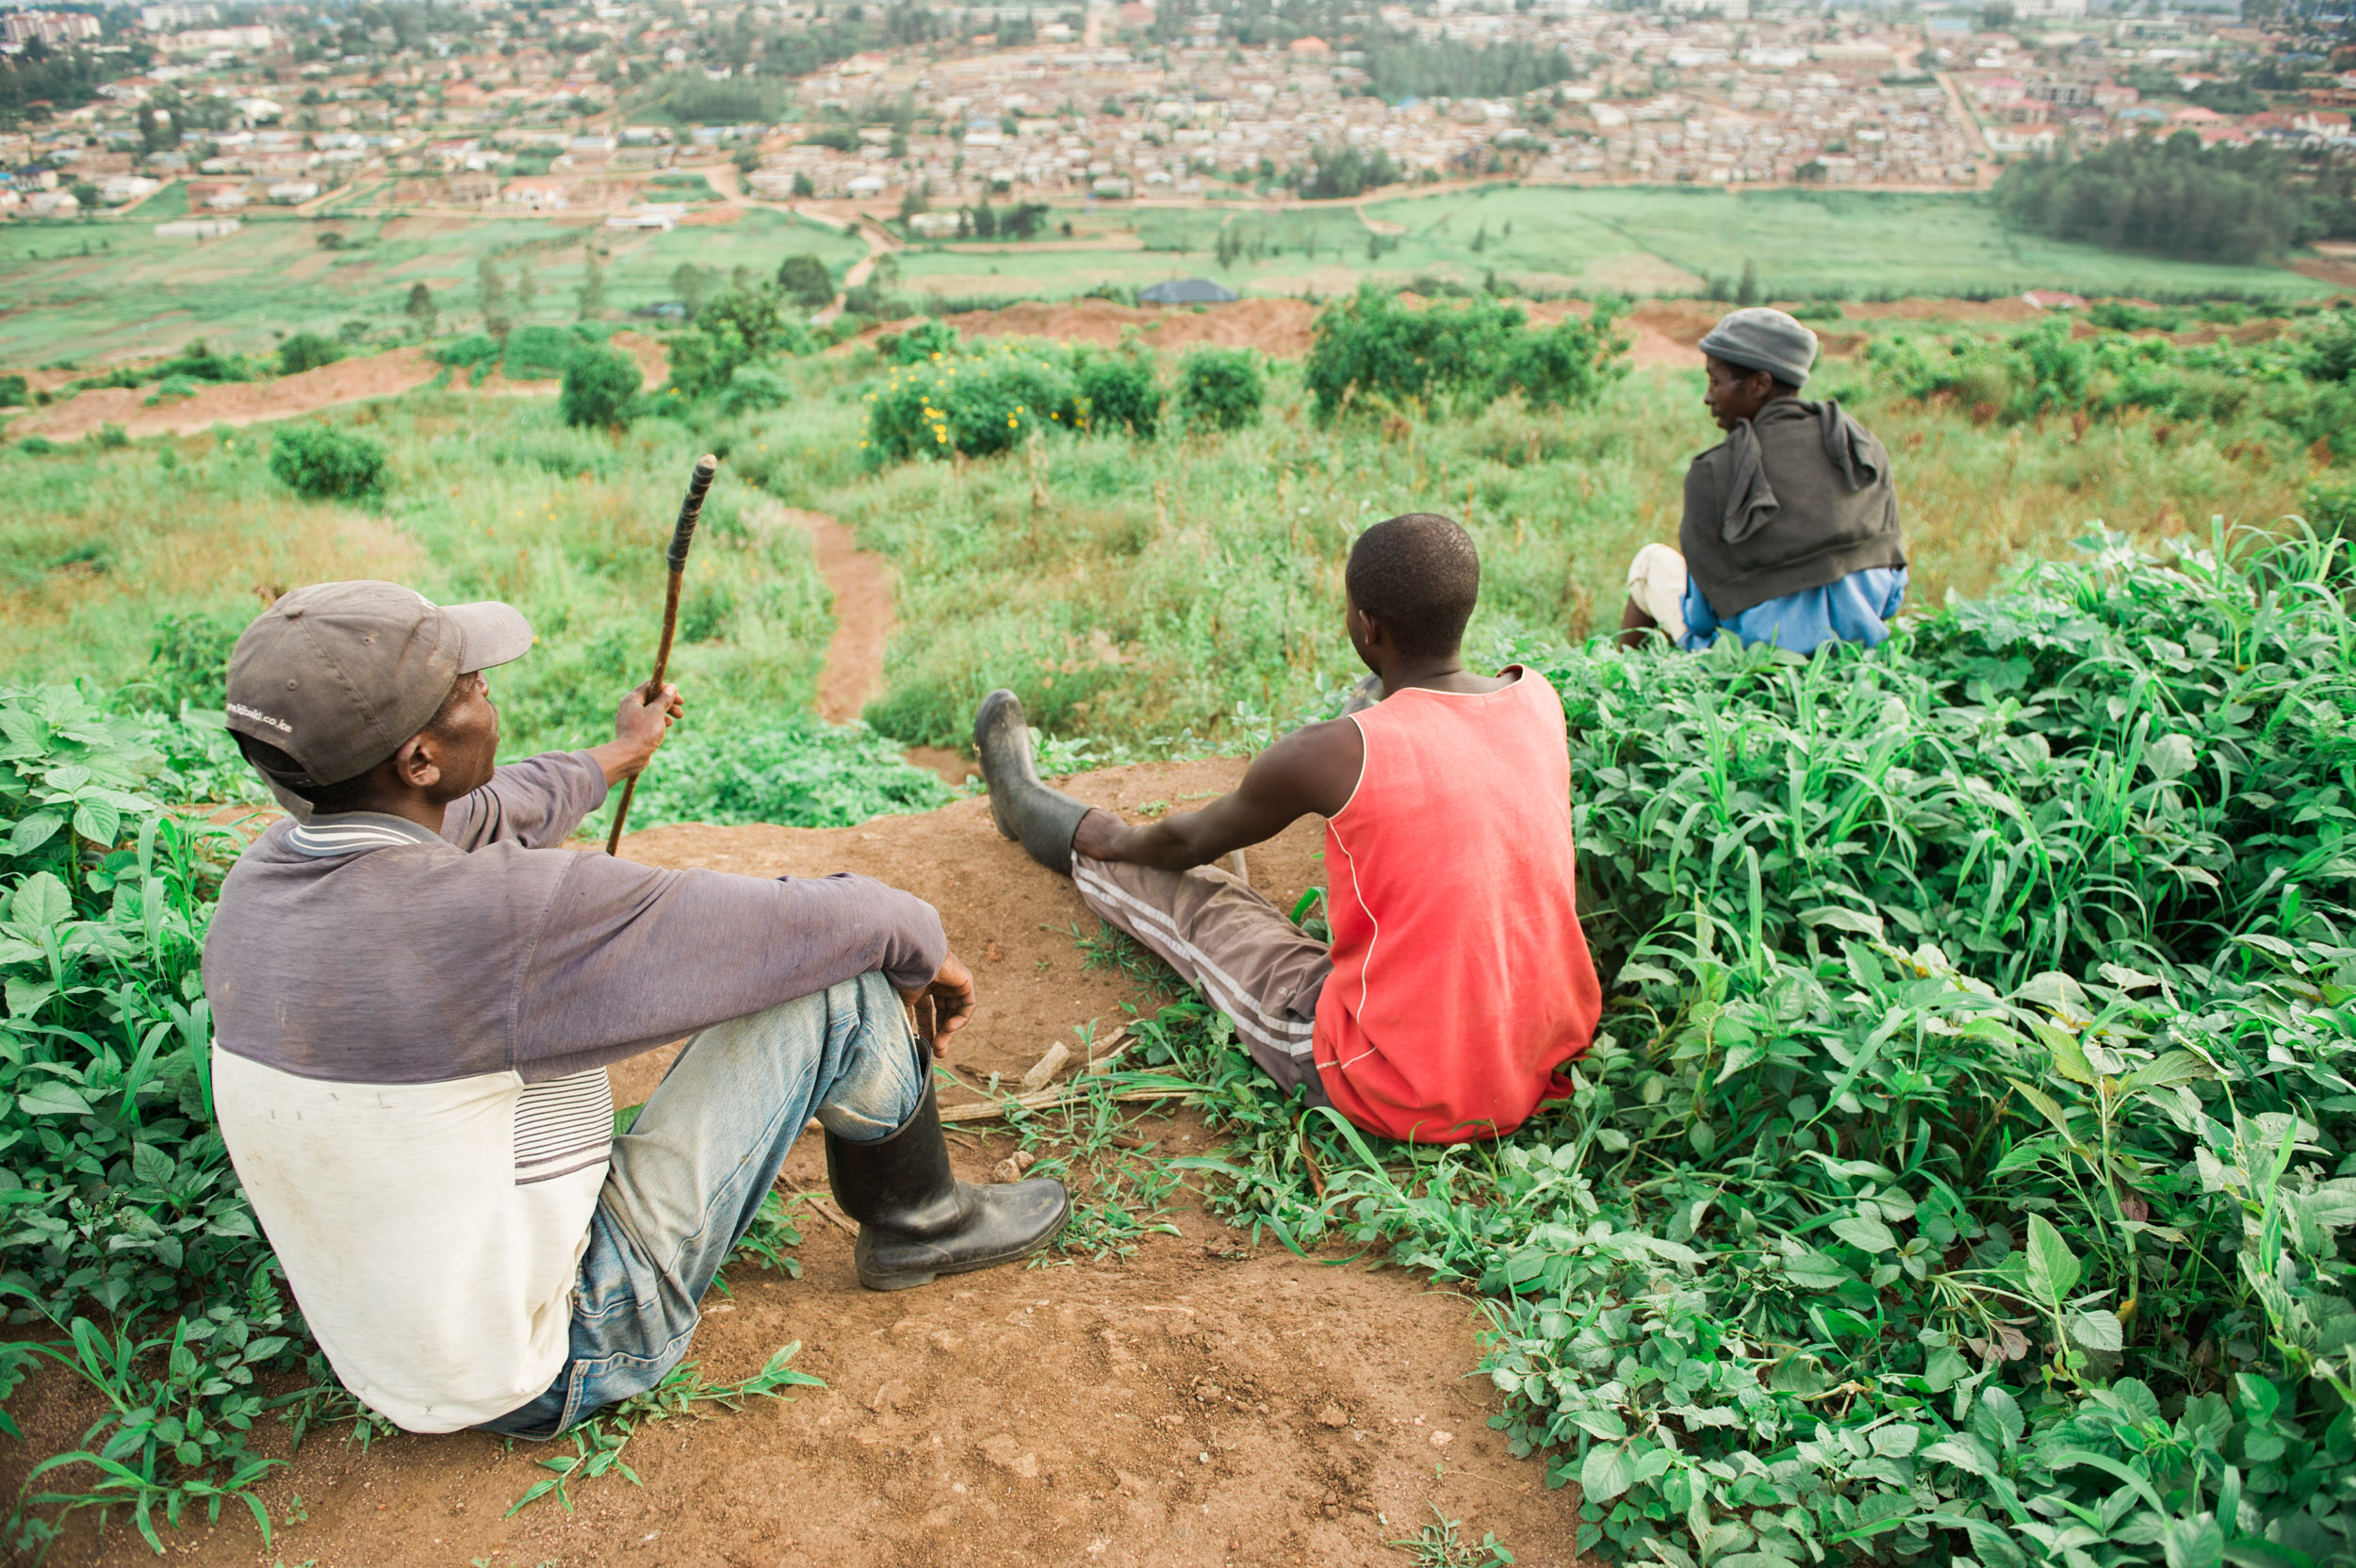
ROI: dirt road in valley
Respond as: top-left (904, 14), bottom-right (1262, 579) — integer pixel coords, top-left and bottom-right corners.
top-left (8, 763), bottom-right (1583, 1568)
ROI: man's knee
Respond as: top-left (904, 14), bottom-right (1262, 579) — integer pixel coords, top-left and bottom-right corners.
top-left (812, 972), bottom-right (924, 1143)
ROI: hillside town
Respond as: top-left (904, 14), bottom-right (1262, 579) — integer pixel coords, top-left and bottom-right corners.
top-left (1, 0), bottom-right (2352, 223)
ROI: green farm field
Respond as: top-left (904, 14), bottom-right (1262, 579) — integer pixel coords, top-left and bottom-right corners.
top-left (0, 203), bottom-right (866, 367)
top-left (897, 184), bottom-right (2340, 304)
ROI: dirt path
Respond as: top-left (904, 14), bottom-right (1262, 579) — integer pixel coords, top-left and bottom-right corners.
top-left (15, 761), bottom-right (1581, 1567)
top-left (776, 504), bottom-right (895, 727)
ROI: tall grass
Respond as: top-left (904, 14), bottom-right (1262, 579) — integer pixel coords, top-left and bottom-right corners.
top-left (752, 353), bottom-right (2322, 751)
top-left (0, 396), bottom-right (834, 760)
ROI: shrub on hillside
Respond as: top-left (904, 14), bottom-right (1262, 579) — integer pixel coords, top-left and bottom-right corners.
top-left (862, 339), bottom-right (1082, 462)
top-left (276, 332), bottom-right (345, 377)
top-left (1174, 346), bottom-right (1264, 433)
top-left (559, 343), bottom-right (643, 430)
top-left (775, 253), bottom-right (835, 312)
top-left (269, 422), bottom-right (387, 499)
top-left (1075, 348), bottom-right (1163, 437)
top-left (717, 365), bottom-right (794, 415)
top-left (669, 286), bottom-right (816, 398)
top-left (502, 323), bottom-right (585, 382)
top-left (433, 332), bottom-right (502, 385)
top-left (1302, 285), bottom-right (1629, 421)
top-left (0, 373), bottom-right (27, 407)
top-left (879, 318), bottom-right (959, 365)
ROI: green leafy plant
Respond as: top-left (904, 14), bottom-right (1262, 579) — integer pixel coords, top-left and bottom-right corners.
top-left (584, 714), bottom-right (952, 834)
top-left (267, 423), bottom-right (386, 500)
top-left (558, 344), bottom-right (642, 432)
top-left (504, 1344), bottom-right (823, 1515)
top-left (861, 338), bottom-right (1083, 462)
top-left (1302, 284), bottom-right (1629, 421)
top-left (1137, 531), bottom-right (2356, 1568)
top-left (1075, 347), bottom-right (1164, 438)
top-left (1174, 346), bottom-right (1265, 433)
top-left (273, 334), bottom-right (343, 378)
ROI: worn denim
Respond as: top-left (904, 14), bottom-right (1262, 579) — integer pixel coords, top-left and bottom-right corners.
top-left (481, 969), bottom-right (924, 1440)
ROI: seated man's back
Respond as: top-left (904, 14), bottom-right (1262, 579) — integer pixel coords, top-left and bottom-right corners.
top-left (1318, 668), bottom-right (1595, 1140)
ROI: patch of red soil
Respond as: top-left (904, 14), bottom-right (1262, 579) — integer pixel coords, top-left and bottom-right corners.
top-left (773, 506), bottom-right (895, 727)
top-left (13, 347), bottom-right (443, 440)
top-left (611, 328), bottom-right (671, 387)
top-left (15, 764), bottom-right (1583, 1566)
top-left (941, 298), bottom-right (1322, 357)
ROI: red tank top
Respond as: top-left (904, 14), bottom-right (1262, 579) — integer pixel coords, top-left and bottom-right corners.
top-left (1312, 667), bottom-right (1601, 1142)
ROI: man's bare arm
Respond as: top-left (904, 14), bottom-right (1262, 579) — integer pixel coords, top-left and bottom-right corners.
top-left (1072, 718), bottom-right (1364, 872)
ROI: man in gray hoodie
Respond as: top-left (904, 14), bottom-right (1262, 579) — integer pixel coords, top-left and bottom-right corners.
top-left (1619, 306), bottom-right (1908, 654)
top-left (205, 581), bottom-right (1068, 1440)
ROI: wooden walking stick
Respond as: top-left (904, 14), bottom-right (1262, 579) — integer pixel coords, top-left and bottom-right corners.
top-left (604, 452), bottom-right (718, 856)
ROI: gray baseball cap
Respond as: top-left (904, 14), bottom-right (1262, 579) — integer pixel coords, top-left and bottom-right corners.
top-left (224, 581), bottom-right (535, 788)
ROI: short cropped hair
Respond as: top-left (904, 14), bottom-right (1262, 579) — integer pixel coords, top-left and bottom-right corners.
top-left (1345, 513), bottom-right (1481, 659)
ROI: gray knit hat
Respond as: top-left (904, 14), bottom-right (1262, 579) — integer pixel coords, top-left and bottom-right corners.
top-left (1698, 307), bottom-right (1819, 388)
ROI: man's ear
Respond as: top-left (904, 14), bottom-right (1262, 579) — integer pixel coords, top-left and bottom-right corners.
top-left (388, 731), bottom-right (442, 792)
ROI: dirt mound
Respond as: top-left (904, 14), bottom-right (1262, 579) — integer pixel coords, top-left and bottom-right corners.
top-left (18, 763), bottom-right (1582, 1566)
top-left (14, 347), bottom-right (443, 441)
top-left (943, 298), bottom-right (1321, 357)
top-left (611, 328), bottom-right (671, 386)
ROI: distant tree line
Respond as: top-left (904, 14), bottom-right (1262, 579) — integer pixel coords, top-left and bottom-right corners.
top-left (0, 41), bottom-right (108, 128)
top-left (1296, 143), bottom-right (1400, 200)
top-left (1993, 132), bottom-right (2353, 265)
top-left (1359, 35), bottom-right (1579, 104)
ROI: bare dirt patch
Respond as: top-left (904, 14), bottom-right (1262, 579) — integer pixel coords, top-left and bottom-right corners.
top-left (940, 297), bottom-right (1321, 356)
top-left (610, 328), bottom-right (671, 387)
top-left (14, 348), bottom-right (445, 440)
top-left (16, 764), bottom-right (1580, 1568)
top-left (762, 504), bottom-right (896, 727)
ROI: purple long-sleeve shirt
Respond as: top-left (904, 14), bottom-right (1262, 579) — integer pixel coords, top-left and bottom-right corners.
top-left (200, 751), bottom-right (946, 1433)
top-left (205, 750), bottom-right (947, 1086)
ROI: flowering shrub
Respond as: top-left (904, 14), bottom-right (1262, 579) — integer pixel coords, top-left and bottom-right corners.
top-left (861, 340), bottom-right (1082, 463)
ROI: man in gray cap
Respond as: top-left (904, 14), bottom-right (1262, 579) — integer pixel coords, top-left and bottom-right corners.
top-left (205, 580), bottom-right (1068, 1440)
top-left (1619, 305), bottom-right (1907, 654)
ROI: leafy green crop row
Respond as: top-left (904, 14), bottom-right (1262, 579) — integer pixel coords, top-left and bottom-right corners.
top-left (1855, 314), bottom-right (2356, 459)
top-left (1150, 531), bottom-right (2356, 1568)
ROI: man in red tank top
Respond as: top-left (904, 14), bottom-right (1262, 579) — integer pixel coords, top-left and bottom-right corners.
top-left (974, 514), bottom-right (1602, 1144)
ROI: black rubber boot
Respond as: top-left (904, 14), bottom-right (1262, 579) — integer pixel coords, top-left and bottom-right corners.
top-left (974, 688), bottom-right (1091, 874)
top-left (825, 1070), bottom-right (1071, 1292)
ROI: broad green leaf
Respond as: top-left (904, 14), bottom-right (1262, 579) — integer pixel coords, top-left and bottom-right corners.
top-left (2145, 732), bottom-right (2198, 783)
top-left (130, 1143), bottom-right (174, 1187)
top-left (71, 799), bottom-right (121, 849)
top-left (1829, 1210), bottom-right (1899, 1255)
top-left (17, 1081), bottom-right (93, 1118)
top-left (2163, 1516), bottom-right (2224, 1568)
top-left (7, 871), bottom-right (70, 929)
top-left (2069, 1309), bottom-right (2124, 1353)
top-left (1869, 1423), bottom-right (1922, 1458)
top-left (3, 977), bottom-right (55, 1019)
top-left (2025, 1215), bottom-right (2082, 1303)
top-left (1580, 1443), bottom-right (1635, 1503)
top-left (5, 811), bottom-right (63, 857)
top-left (1799, 906), bottom-right (1884, 938)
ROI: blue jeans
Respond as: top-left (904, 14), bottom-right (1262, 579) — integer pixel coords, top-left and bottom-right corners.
top-left (481, 970), bottom-right (925, 1441)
